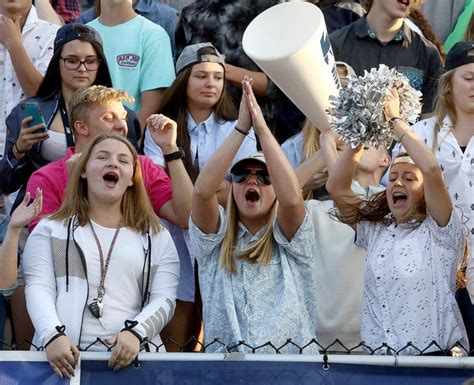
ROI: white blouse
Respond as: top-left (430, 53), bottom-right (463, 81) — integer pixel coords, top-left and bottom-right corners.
top-left (408, 116), bottom-right (474, 302)
top-left (356, 211), bottom-right (468, 354)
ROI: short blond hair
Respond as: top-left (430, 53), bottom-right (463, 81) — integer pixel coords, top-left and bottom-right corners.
top-left (68, 85), bottom-right (134, 128)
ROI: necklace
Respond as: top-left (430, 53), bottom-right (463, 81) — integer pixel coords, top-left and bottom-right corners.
top-left (88, 220), bottom-right (121, 319)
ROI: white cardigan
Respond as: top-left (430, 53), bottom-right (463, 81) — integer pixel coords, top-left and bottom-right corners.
top-left (22, 216), bottom-right (179, 350)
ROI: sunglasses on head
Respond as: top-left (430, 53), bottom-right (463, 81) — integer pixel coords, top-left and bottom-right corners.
top-left (231, 169), bottom-right (271, 185)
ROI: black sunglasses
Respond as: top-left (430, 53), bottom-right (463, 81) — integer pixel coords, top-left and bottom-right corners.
top-left (231, 169), bottom-right (271, 185)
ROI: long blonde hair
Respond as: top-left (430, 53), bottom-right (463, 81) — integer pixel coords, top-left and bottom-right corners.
top-left (432, 70), bottom-right (457, 152)
top-left (301, 120), bottom-right (322, 200)
top-left (219, 186), bottom-right (278, 274)
top-left (302, 120), bottom-right (321, 163)
top-left (51, 133), bottom-right (161, 234)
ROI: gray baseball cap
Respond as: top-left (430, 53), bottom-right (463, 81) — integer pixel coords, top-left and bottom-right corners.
top-left (230, 152), bottom-right (267, 174)
top-left (175, 42), bottom-right (225, 74)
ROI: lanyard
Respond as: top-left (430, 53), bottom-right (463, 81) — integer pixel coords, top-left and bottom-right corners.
top-left (88, 220), bottom-right (121, 319)
top-left (59, 95), bottom-right (75, 148)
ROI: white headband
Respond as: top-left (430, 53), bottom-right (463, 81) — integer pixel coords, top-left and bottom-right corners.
top-left (392, 155), bottom-right (415, 165)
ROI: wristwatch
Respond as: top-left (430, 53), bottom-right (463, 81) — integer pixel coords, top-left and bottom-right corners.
top-left (164, 147), bottom-right (185, 163)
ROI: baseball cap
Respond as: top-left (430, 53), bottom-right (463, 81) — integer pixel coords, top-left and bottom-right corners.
top-left (175, 42), bottom-right (225, 75)
top-left (54, 24), bottom-right (103, 54)
top-left (230, 152), bottom-right (267, 174)
top-left (335, 61), bottom-right (356, 77)
top-left (444, 41), bottom-right (474, 71)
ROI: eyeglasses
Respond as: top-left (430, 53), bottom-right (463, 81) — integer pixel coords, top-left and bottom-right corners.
top-left (231, 169), bottom-right (271, 185)
top-left (60, 57), bottom-right (101, 71)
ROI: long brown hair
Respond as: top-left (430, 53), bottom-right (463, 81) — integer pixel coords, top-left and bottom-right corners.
top-left (158, 65), bottom-right (238, 183)
top-left (36, 25), bottom-right (112, 100)
top-left (51, 133), bottom-right (161, 234)
top-left (333, 153), bottom-right (427, 226)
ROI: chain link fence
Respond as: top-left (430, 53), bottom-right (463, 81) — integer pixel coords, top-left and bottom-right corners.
top-left (1, 337), bottom-right (471, 356)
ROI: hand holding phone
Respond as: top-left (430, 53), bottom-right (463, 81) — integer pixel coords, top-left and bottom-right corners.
top-left (14, 101), bottom-right (49, 157)
top-left (21, 101), bottom-right (47, 133)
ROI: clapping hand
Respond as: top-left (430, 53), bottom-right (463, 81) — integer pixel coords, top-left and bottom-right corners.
top-left (146, 114), bottom-right (178, 152)
top-left (242, 78), bottom-right (269, 137)
top-left (237, 76), bottom-right (253, 133)
top-left (9, 188), bottom-right (42, 230)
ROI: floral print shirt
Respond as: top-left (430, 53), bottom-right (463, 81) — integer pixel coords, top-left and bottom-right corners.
top-left (408, 116), bottom-right (474, 302)
top-left (189, 205), bottom-right (318, 354)
top-left (356, 211), bottom-right (468, 354)
top-left (0, 6), bottom-right (58, 157)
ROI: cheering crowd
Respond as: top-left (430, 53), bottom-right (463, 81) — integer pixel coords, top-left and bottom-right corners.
top-left (0, 0), bottom-right (473, 379)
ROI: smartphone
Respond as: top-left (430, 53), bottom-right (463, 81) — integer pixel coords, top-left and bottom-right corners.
top-left (21, 101), bottom-right (47, 133)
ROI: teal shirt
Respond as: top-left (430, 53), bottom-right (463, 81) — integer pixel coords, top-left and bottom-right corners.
top-left (88, 15), bottom-right (175, 112)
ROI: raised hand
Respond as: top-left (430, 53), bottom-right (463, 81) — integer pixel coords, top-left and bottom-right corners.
top-left (383, 88), bottom-right (401, 122)
top-left (9, 189), bottom-right (42, 229)
top-left (146, 114), bottom-right (178, 152)
top-left (242, 78), bottom-right (269, 137)
top-left (237, 76), bottom-right (253, 132)
top-left (14, 116), bottom-right (49, 158)
top-left (45, 335), bottom-right (80, 379)
top-left (106, 331), bottom-right (140, 371)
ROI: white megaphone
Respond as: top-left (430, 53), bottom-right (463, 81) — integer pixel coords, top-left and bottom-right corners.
top-left (243, 2), bottom-right (339, 131)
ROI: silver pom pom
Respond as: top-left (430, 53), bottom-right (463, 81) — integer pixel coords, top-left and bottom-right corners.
top-left (328, 65), bottom-right (422, 148)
